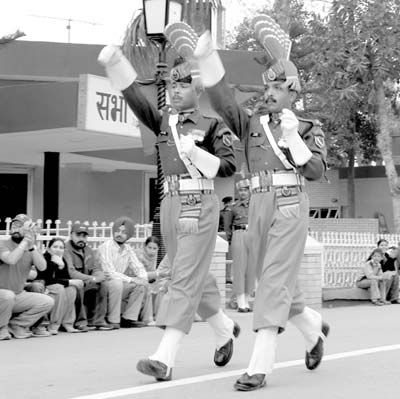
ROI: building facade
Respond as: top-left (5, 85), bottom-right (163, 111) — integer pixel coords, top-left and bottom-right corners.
top-left (0, 39), bottom-right (396, 232)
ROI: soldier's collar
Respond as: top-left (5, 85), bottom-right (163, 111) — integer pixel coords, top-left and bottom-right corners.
top-left (178, 109), bottom-right (200, 124)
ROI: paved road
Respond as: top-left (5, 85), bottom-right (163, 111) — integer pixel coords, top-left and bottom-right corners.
top-left (2, 304), bottom-right (400, 399)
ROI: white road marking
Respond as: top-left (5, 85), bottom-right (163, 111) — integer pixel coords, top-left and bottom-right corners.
top-left (71, 344), bottom-right (400, 399)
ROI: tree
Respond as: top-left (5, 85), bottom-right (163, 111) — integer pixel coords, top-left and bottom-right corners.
top-left (306, 0), bottom-right (400, 228)
top-left (227, 0), bottom-right (387, 219)
top-left (0, 30), bottom-right (25, 46)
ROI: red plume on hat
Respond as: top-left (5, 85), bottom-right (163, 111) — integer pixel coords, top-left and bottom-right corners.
top-left (253, 15), bottom-right (300, 92)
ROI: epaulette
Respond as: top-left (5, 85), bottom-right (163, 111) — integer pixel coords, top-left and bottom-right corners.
top-left (217, 127), bottom-right (233, 137)
top-left (201, 113), bottom-right (222, 122)
top-left (298, 117), bottom-right (322, 136)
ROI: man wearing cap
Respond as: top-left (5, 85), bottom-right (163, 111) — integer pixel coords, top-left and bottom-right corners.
top-left (98, 48), bottom-right (239, 381)
top-left (191, 15), bottom-right (329, 391)
top-left (97, 216), bottom-right (155, 328)
top-left (0, 214), bottom-right (54, 339)
top-left (64, 223), bottom-right (112, 331)
top-left (228, 179), bottom-right (254, 313)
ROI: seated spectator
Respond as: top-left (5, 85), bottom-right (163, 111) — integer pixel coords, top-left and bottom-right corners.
top-left (97, 217), bottom-right (154, 328)
top-left (381, 246), bottom-right (400, 304)
top-left (135, 237), bottom-right (171, 319)
top-left (0, 214), bottom-right (54, 339)
top-left (33, 238), bottom-right (85, 334)
top-left (64, 223), bottom-right (113, 331)
top-left (356, 248), bottom-right (387, 305)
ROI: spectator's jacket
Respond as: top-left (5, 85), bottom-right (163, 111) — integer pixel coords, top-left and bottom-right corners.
top-left (382, 253), bottom-right (398, 272)
top-left (64, 241), bottom-right (104, 283)
top-left (0, 238), bottom-right (35, 293)
top-left (35, 252), bottom-right (71, 287)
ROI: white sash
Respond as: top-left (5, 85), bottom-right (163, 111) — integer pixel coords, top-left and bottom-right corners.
top-left (259, 114), bottom-right (294, 170)
top-left (168, 114), bottom-right (202, 179)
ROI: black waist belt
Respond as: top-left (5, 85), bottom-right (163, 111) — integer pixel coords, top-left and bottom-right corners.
top-left (233, 225), bottom-right (247, 230)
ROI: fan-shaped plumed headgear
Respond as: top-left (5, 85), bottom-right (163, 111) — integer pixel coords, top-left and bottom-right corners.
top-left (253, 15), bottom-right (300, 92)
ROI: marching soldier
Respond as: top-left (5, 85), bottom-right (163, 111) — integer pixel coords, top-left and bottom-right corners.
top-left (98, 48), bottom-right (239, 382)
top-left (188, 14), bottom-right (330, 391)
top-left (229, 179), bottom-right (254, 312)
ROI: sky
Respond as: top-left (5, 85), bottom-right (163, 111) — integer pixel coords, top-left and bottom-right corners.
top-left (0, 0), bottom-right (265, 45)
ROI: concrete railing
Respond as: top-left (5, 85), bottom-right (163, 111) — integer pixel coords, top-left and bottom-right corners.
top-left (309, 231), bottom-right (400, 289)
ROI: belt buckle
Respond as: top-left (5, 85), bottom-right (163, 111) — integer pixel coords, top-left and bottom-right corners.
top-left (186, 194), bottom-right (197, 206)
top-left (281, 186), bottom-right (292, 197)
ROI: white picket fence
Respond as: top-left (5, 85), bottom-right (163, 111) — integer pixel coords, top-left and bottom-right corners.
top-left (309, 231), bottom-right (400, 288)
top-left (0, 218), bottom-right (153, 250)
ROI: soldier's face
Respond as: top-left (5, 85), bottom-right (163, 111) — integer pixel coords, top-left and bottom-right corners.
top-left (169, 81), bottom-right (197, 111)
top-left (262, 81), bottom-right (296, 114)
top-left (238, 187), bottom-right (250, 201)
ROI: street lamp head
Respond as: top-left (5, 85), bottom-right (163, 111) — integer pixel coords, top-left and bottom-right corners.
top-left (142, 0), bottom-right (184, 39)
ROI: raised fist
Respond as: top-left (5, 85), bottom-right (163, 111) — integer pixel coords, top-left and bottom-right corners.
top-left (280, 108), bottom-right (299, 139)
top-left (98, 45), bottom-right (122, 67)
top-left (194, 30), bottom-right (214, 60)
top-left (179, 134), bottom-right (197, 160)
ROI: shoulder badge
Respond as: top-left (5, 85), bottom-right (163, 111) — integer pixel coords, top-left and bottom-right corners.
top-left (220, 130), bottom-right (233, 147)
top-left (315, 135), bottom-right (325, 148)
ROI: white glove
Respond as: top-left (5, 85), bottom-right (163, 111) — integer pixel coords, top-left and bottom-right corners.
top-left (98, 45), bottom-right (137, 91)
top-left (280, 108), bottom-right (312, 166)
top-left (193, 31), bottom-right (225, 87)
top-left (280, 108), bottom-right (299, 140)
top-left (194, 30), bottom-right (214, 59)
top-left (179, 134), bottom-right (197, 160)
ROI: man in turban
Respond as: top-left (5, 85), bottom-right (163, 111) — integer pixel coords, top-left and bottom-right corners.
top-left (96, 217), bottom-right (154, 328)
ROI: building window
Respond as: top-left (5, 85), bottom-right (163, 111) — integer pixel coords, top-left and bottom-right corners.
top-left (309, 207), bottom-right (340, 218)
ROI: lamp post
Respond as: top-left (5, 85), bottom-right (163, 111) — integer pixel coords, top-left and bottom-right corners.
top-left (142, 0), bottom-right (184, 264)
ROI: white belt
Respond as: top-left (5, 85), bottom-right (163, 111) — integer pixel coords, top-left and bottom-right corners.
top-left (250, 172), bottom-right (304, 190)
top-left (163, 178), bottom-right (214, 194)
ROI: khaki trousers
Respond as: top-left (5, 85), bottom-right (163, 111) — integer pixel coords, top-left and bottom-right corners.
top-left (247, 191), bottom-right (309, 332)
top-left (231, 229), bottom-right (255, 297)
top-left (157, 193), bottom-right (221, 334)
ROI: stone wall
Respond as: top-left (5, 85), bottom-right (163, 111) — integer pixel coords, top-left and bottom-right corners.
top-left (298, 236), bottom-right (323, 309)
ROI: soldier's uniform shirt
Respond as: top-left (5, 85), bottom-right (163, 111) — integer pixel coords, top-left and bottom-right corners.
top-left (123, 82), bottom-right (235, 178)
top-left (121, 82), bottom-right (236, 333)
top-left (205, 78), bottom-right (327, 332)
top-left (230, 200), bottom-right (249, 229)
